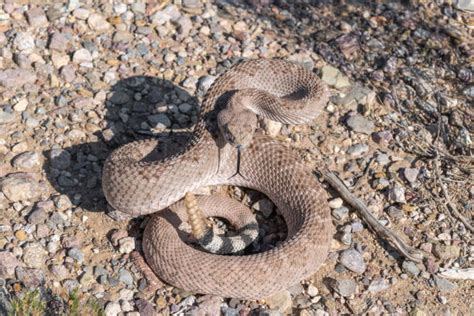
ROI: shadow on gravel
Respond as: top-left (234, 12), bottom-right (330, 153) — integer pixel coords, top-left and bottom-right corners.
top-left (43, 76), bottom-right (198, 214)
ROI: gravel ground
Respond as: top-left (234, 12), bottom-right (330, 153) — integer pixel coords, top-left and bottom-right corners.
top-left (0, 0), bottom-right (472, 315)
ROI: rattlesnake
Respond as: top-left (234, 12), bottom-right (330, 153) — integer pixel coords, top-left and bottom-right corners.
top-left (102, 59), bottom-right (333, 299)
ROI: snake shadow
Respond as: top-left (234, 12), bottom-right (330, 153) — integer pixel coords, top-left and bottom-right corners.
top-left (43, 76), bottom-right (199, 214)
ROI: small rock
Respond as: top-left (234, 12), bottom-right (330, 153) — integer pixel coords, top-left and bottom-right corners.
top-left (433, 244), bottom-right (461, 260)
top-left (321, 66), bottom-right (351, 89)
top-left (73, 8), bottom-right (90, 20)
top-left (386, 206), bottom-right (404, 220)
top-left (403, 168), bottom-right (419, 184)
top-left (332, 206), bottom-right (349, 221)
top-left (327, 278), bottom-right (357, 297)
top-left (335, 85), bottom-right (376, 108)
top-left (16, 267), bottom-right (44, 288)
top-left (0, 69), bottom-right (37, 88)
top-left (22, 243), bottom-right (47, 269)
top-left (339, 249), bottom-right (366, 274)
top-left (346, 114), bottom-right (374, 135)
top-left (263, 119), bottom-right (282, 137)
top-left (328, 198), bottom-right (343, 209)
top-left (136, 298), bottom-right (156, 316)
top-left (73, 48), bottom-right (93, 64)
top-left (433, 276), bottom-right (457, 292)
top-left (67, 248), bottom-right (84, 263)
top-left (264, 290), bottom-right (292, 313)
top-left (198, 76), bottom-right (216, 94)
top-left (12, 152), bottom-right (42, 170)
top-left (104, 301), bottom-right (121, 316)
top-left (306, 284), bottom-right (319, 297)
top-left (1, 173), bottom-right (42, 202)
top-left (388, 184), bottom-right (406, 204)
top-left (14, 32), bottom-right (35, 52)
top-left (118, 237), bottom-right (135, 254)
top-left (118, 268), bottom-right (133, 287)
top-left (376, 153), bottom-right (390, 166)
top-left (402, 260), bottom-right (420, 277)
top-left (49, 149), bottom-right (71, 170)
top-left (372, 131), bottom-right (393, 145)
top-left (0, 252), bottom-right (21, 278)
top-left (148, 113), bottom-right (171, 129)
top-left (88, 13), bottom-right (111, 31)
top-left (0, 110), bottom-right (15, 124)
top-left (49, 33), bottom-right (71, 52)
top-left (346, 144), bottom-right (369, 157)
top-left (367, 278), bottom-right (390, 292)
top-left (26, 7), bottom-right (48, 27)
top-left (454, 0), bottom-right (474, 12)
top-left (151, 5), bottom-right (181, 25)
top-left (60, 64), bottom-right (76, 82)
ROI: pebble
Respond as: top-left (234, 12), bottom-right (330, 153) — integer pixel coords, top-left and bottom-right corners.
top-left (386, 206), bottom-right (404, 220)
top-left (22, 243), bottom-right (47, 269)
top-left (26, 7), bottom-right (48, 27)
top-left (67, 247), bottom-right (84, 263)
top-left (433, 276), bottom-right (457, 292)
top-left (327, 278), bottom-right (357, 297)
top-left (0, 110), bottom-right (15, 124)
top-left (118, 237), bottom-right (135, 254)
top-left (148, 113), bottom-right (171, 129)
top-left (321, 66), bottom-right (351, 89)
top-left (73, 48), bottom-right (93, 64)
top-left (118, 268), bottom-right (134, 287)
top-left (0, 252), bottom-right (21, 278)
top-left (402, 260), bottom-right (420, 277)
top-left (264, 290), bottom-right (292, 313)
top-left (403, 168), bottom-right (419, 184)
top-left (14, 32), bottom-right (35, 52)
top-left (339, 249), bottom-right (366, 274)
top-left (49, 33), bottom-right (71, 51)
top-left (372, 131), bottom-right (393, 145)
top-left (0, 69), bottom-right (37, 88)
top-left (332, 206), bottom-right (349, 220)
top-left (12, 152), bottom-right (42, 170)
top-left (105, 301), bottom-right (121, 316)
top-left (346, 144), bottom-right (369, 157)
top-left (49, 149), bottom-right (71, 170)
top-left (346, 114), bottom-right (375, 134)
top-left (0, 173), bottom-right (42, 202)
top-left (367, 278), bottom-right (390, 292)
top-left (388, 184), bottom-right (406, 204)
top-left (328, 198), bottom-right (343, 209)
top-left (88, 13), bottom-right (111, 31)
top-left (454, 0), bottom-right (474, 12)
top-left (335, 85), bottom-right (376, 109)
top-left (73, 8), bottom-right (90, 20)
top-left (433, 244), bottom-right (460, 260)
top-left (306, 284), bottom-right (319, 297)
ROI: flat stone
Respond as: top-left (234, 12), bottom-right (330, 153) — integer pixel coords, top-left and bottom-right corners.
top-left (14, 32), bottom-right (35, 52)
top-left (0, 251), bottom-right (21, 278)
top-left (88, 13), bottom-right (111, 31)
top-left (321, 65), bottom-right (351, 89)
top-left (403, 168), bottom-right (419, 184)
top-left (264, 290), bottom-right (292, 313)
top-left (151, 5), bottom-right (181, 25)
top-left (402, 260), bottom-right (420, 277)
top-left (73, 48), bottom-right (93, 64)
top-left (339, 249), bottom-right (366, 274)
top-left (26, 7), bottom-right (48, 27)
top-left (0, 69), bottom-right (37, 89)
top-left (49, 32), bottom-right (71, 51)
top-left (16, 267), bottom-right (44, 288)
top-left (388, 184), bottom-right (406, 204)
top-left (346, 144), bottom-right (369, 157)
top-left (148, 113), bottom-right (171, 129)
top-left (433, 276), bottom-right (458, 292)
top-left (73, 8), bottom-right (90, 20)
top-left (367, 278), bottom-right (390, 292)
top-left (454, 0), bottom-right (474, 12)
top-left (1, 173), bottom-right (42, 202)
top-left (12, 152), bottom-right (42, 170)
top-left (67, 247), bottom-right (84, 263)
top-left (327, 278), bottom-right (357, 297)
top-left (0, 110), bottom-right (15, 124)
top-left (118, 237), bottom-right (135, 254)
top-left (104, 301), bottom-right (121, 316)
top-left (372, 130), bottom-right (393, 145)
top-left (346, 114), bottom-right (374, 135)
top-left (335, 85), bottom-right (376, 108)
top-left (22, 243), bottom-right (47, 269)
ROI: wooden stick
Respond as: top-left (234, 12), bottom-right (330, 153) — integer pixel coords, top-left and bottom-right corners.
top-left (320, 170), bottom-right (426, 263)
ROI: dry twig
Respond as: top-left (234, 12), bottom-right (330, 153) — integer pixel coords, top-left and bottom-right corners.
top-left (321, 170), bottom-right (426, 263)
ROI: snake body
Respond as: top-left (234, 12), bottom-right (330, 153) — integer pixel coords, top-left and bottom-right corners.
top-left (102, 59), bottom-right (333, 299)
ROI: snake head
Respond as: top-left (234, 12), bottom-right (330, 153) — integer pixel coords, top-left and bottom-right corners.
top-left (217, 108), bottom-right (257, 148)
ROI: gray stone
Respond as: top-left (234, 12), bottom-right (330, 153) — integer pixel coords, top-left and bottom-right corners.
top-left (321, 66), bottom-right (350, 89)
top-left (403, 168), bottom-right (419, 184)
top-left (49, 149), bottom-right (71, 170)
top-left (72, 48), bottom-right (93, 64)
top-left (15, 267), bottom-right (44, 288)
top-left (376, 153), bottom-right (390, 166)
top-left (339, 249), bottom-right (366, 274)
top-left (0, 252), bottom-right (21, 278)
top-left (386, 206), bottom-right (404, 220)
top-left (372, 131), bottom-right (393, 145)
top-left (12, 152), bottom-right (42, 170)
top-left (335, 85), bottom-right (376, 108)
top-left (367, 278), bottom-right (390, 292)
top-left (347, 144), bottom-right (369, 157)
top-left (49, 32), bottom-right (71, 51)
top-left (388, 184), bottom-right (406, 204)
top-left (22, 243), bottom-right (47, 269)
top-left (118, 268), bottom-right (133, 286)
top-left (27, 207), bottom-right (48, 224)
top-left (332, 206), bottom-right (349, 221)
top-left (118, 237), bottom-right (135, 254)
top-left (402, 260), bottom-right (420, 277)
top-left (14, 32), bottom-right (35, 52)
top-left (0, 110), bottom-right (15, 124)
top-left (0, 69), bottom-right (37, 88)
top-left (26, 7), bottom-right (48, 27)
top-left (176, 16), bottom-right (192, 37)
top-left (346, 114), bottom-right (374, 135)
top-left (454, 0), bottom-right (474, 12)
top-left (1, 173), bottom-right (42, 202)
top-left (328, 278), bottom-right (357, 297)
top-left (198, 76), bottom-right (216, 94)
top-left (87, 13), bottom-right (111, 31)
top-left (148, 113), bottom-right (171, 129)
top-left (433, 276), bottom-right (458, 292)
top-left (67, 247), bottom-right (84, 263)
top-left (136, 298), bottom-right (156, 316)
top-left (264, 290), bottom-right (292, 313)
top-left (151, 5), bottom-right (181, 25)
top-left (0, 287), bottom-right (13, 315)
